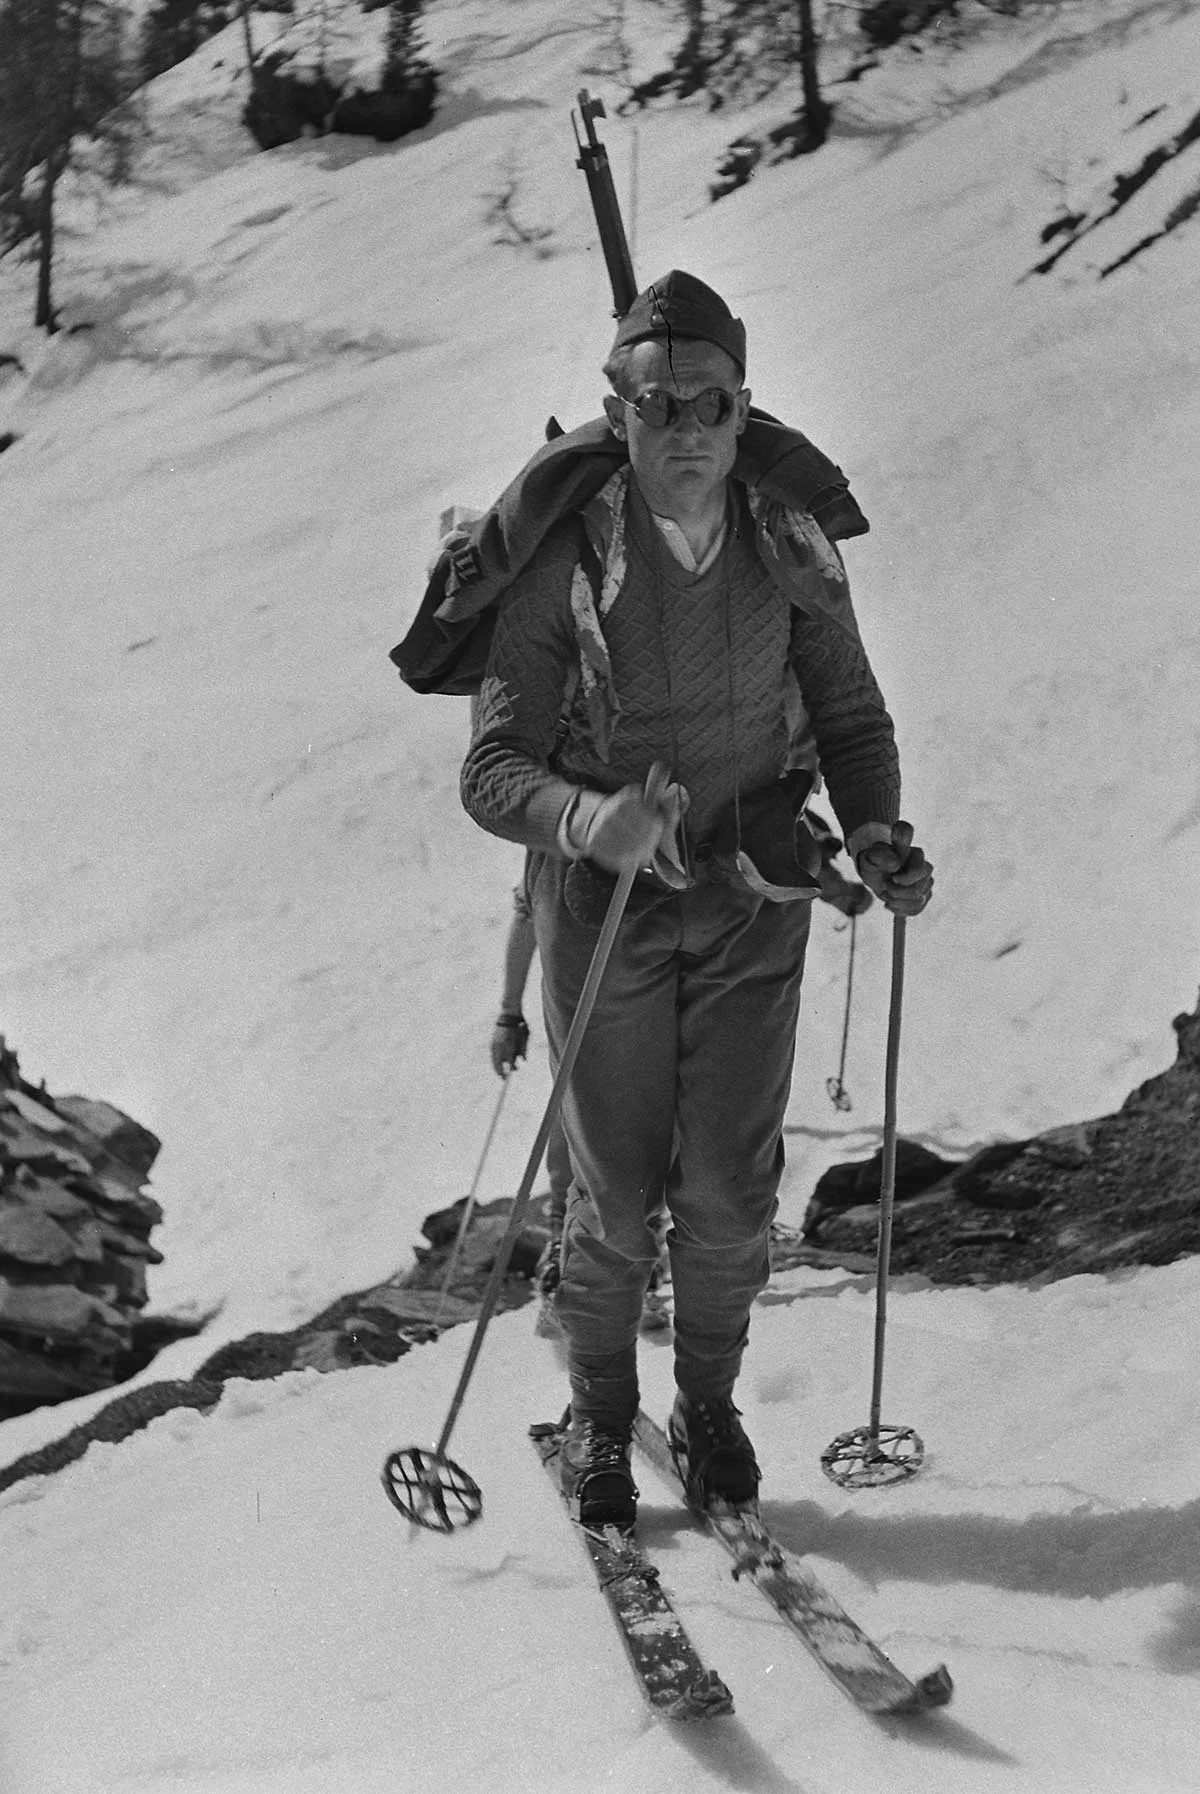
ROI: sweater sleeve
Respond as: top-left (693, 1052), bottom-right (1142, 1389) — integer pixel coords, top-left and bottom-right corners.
top-left (788, 600), bottom-right (901, 845)
top-left (460, 526), bottom-right (584, 855)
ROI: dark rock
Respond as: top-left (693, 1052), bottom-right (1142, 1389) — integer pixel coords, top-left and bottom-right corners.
top-left (331, 79), bottom-right (436, 142)
top-left (421, 1195), bottom-right (489, 1249)
top-left (243, 57), bottom-right (340, 150)
top-left (803, 1139), bottom-right (954, 1238)
top-left (0, 1203), bottom-right (79, 1266)
top-left (0, 1377), bottom-right (223, 1486)
top-left (1027, 1123), bottom-right (1095, 1169)
top-left (949, 1139), bottom-right (1030, 1204)
top-left (803, 989), bottom-right (1200, 1287)
top-left (53, 1096), bottom-right (161, 1178)
top-left (952, 1224), bottom-right (1022, 1245)
top-left (90, 1174), bottom-right (164, 1230)
top-left (196, 1330), bottom-right (301, 1384)
top-left (0, 1279), bottom-right (126, 1342)
top-left (360, 1287), bottom-right (478, 1328)
top-left (0, 1333), bottom-right (114, 1415)
top-left (242, 46), bottom-right (436, 152)
top-left (112, 1307), bottom-right (215, 1383)
top-left (960, 1180), bottom-right (1046, 1213)
top-left (0, 1045), bottom-right (164, 1416)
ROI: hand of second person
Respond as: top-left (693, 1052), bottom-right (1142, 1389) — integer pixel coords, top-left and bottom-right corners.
top-left (490, 1013), bottom-right (529, 1075)
top-left (856, 821), bottom-right (934, 916)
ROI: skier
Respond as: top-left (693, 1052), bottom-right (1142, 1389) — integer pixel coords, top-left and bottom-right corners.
top-left (461, 270), bottom-right (933, 1530)
top-left (489, 868), bottom-right (573, 1288)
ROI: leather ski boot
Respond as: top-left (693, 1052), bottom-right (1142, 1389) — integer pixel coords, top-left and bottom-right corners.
top-left (559, 1415), bottom-right (638, 1533)
top-left (668, 1391), bottom-right (761, 1510)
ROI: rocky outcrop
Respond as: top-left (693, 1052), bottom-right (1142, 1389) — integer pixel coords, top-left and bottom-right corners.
top-left (200, 1192), bottom-right (549, 1378)
top-left (5, 993), bottom-right (1198, 1496)
top-left (798, 991), bottom-right (1200, 1286)
top-left (0, 1041), bottom-right (163, 1417)
top-left (0, 1189), bottom-right (551, 1494)
top-left (800, 1139), bottom-right (954, 1241)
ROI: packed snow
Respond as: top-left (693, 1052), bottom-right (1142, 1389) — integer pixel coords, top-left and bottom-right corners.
top-left (2, 0), bottom-right (1199, 1788)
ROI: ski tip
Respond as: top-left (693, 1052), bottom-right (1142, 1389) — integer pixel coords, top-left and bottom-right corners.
top-left (529, 1419), bottom-right (564, 1443)
top-left (660, 1671), bottom-right (735, 1720)
top-left (915, 1664), bottom-right (954, 1708)
top-left (877, 1664), bottom-right (954, 1715)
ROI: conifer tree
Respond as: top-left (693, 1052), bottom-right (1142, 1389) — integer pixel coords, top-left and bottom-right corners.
top-left (381, 0), bottom-right (432, 97)
top-left (0, 0), bottom-right (131, 327)
top-left (139, 0), bottom-right (231, 83)
top-left (628, 0), bottom-right (829, 142)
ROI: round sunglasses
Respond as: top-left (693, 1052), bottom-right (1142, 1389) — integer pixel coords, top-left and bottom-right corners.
top-left (622, 386), bottom-right (741, 430)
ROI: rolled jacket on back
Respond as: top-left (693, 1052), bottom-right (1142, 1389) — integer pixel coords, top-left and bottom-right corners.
top-left (390, 412), bottom-right (869, 698)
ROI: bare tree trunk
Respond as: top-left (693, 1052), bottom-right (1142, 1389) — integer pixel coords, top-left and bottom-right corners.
top-left (796, 0), bottom-right (829, 146)
top-left (33, 0), bottom-right (89, 330)
top-left (238, 0), bottom-right (257, 73)
top-left (675, 0), bottom-right (708, 99)
top-left (680, 0), bottom-right (705, 60)
top-left (34, 160), bottom-right (58, 331)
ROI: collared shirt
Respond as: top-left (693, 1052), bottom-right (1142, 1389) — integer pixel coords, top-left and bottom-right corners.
top-left (650, 511), bottom-right (728, 575)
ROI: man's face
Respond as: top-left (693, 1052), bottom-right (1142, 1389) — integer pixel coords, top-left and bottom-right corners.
top-left (603, 339), bottom-right (750, 519)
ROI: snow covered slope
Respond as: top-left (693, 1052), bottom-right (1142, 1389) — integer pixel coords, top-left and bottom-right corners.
top-left (7, 1256), bottom-right (1200, 1792)
top-left (3, 0), bottom-right (1196, 1339)
top-left (2, 0), bottom-right (1200, 1787)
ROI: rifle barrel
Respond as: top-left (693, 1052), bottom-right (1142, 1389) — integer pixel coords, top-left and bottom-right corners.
top-left (573, 90), bottom-right (638, 318)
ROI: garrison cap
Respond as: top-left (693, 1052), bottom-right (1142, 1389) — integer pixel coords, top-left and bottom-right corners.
top-left (610, 270), bottom-right (746, 378)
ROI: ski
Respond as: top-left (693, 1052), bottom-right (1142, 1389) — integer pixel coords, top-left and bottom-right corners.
top-left (633, 1411), bottom-right (953, 1717)
top-left (530, 1420), bottom-right (734, 1721)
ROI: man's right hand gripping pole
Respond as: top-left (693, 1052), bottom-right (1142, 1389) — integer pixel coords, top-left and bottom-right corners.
top-left (563, 765), bottom-right (686, 877)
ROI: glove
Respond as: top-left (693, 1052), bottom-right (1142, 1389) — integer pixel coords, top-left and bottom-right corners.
top-left (855, 821), bottom-right (934, 916)
top-left (490, 1012), bottom-right (529, 1075)
top-left (565, 785), bottom-right (671, 874)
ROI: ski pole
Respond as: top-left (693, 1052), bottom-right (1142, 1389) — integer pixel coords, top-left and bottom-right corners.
top-left (383, 766), bottom-right (669, 1531)
top-left (431, 1071), bottom-right (513, 1328)
top-left (825, 910), bottom-right (858, 1112)
top-left (821, 909), bottom-right (924, 1487)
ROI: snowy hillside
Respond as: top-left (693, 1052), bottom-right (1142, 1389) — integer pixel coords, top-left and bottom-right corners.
top-left (2, 0), bottom-right (1200, 1786)
top-left (2, 0), bottom-right (1196, 1342)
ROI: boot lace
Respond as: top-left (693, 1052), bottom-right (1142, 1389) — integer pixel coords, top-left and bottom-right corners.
top-left (576, 1422), bottom-right (633, 1470)
top-left (689, 1397), bottom-right (749, 1448)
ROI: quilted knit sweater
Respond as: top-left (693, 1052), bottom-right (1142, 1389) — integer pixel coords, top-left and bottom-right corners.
top-left (461, 481), bottom-right (900, 862)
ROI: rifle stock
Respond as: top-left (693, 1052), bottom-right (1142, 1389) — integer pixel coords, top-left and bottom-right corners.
top-left (572, 89), bottom-right (638, 318)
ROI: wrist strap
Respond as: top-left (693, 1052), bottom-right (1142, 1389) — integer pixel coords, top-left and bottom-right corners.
top-left (496, 1011), bottom-right (525, 1028)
